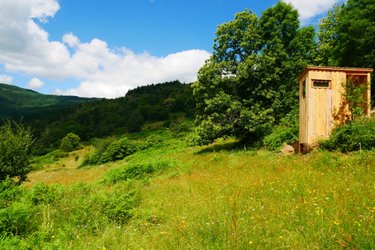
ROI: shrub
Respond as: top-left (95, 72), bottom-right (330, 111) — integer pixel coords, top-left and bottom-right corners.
top-left (0, 179), bottom-right (23, 209)
top-left (60, 133), bottom-right (81, 152)
top-left (263, 126), bottom-right (298, 150)
top-left (170, 120), bottom-right (194, 137)
top-left (99, 138), bottom-right (137, 164)
top-left (28, 183), bottom-right (62, 206)
top-left (0, 120), bottom-right (34, 184)
top-left (263, 109), bottom-right (299, 150)
top-left (101, 190), bottom-right (140, 224)
top-left (137, 134), bottom-right (163, 150)
top-left (0, 202), bottom-right (38, 236)
top-left (102, 161), bottom-right (172, 184)
top-left (320, 117), bottom-right (375, 152)
top-left (0, 235), bottom-right (29, 250)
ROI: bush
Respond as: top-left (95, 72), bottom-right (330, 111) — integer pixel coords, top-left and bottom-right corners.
top-left (320, 117), bottom-right (375, 152)
top-left (263, 109), bottom-right (299, 150)
top-left (170, 120), bottom-right (194, 137)
top-left (102, 161), bottom-right (172, 184)
top-left (99, 138), bottom-right (137, 164)
top-left (60, 133), bottom-right (81, 152)
top-left (101, 190), bottom-right (140, 224)
top-left (137, 134), bottom-right (163, 150)
top-left (0, 202), bottom-right (38, 236)
top-left (28, 183), bottom-right (62, 206)
top-left (0, 120), bottom-right (34, 184)
top-left (263, 125), bottom-right (298, 150)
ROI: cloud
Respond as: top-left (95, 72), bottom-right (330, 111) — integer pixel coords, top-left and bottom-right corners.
top-left (283, 0), bottom-right (341, 20)
top-left (28, 77), bottom-right (44, 89)
top-left (0, 74), bottom-right (13, 84)
top-left (0, 0), bottom-right (211, 98)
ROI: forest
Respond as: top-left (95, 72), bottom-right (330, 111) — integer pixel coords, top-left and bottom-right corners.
top-left (0, 0), bottom-right (374, 249)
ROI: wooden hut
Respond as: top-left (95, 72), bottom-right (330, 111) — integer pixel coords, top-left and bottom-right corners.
top-left (299, 66), bottom-right (373, 151)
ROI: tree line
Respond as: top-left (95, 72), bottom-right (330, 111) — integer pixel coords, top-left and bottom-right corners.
top-left (193, 0), bottom-right (375, 145)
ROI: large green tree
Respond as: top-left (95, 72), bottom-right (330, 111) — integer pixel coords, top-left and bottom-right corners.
top-left (193, 2), bottom-right (316, 144)
top-left (0, 120), bottom-right (34, 184)
top-left (318, 0), bottom-right (375, 102)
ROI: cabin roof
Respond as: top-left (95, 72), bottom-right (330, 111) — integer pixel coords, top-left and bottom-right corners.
top-left (300, 66), bottom-right (373, 80)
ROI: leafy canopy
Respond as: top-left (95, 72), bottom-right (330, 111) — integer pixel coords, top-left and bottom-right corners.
top-left (318, 0), bottom-right (375, 103)
top-left (0, 120), bottom-right (34, 184)
top-left (60, 132), bottom-right (81, 152)
top-left (193, 2), bottom-right (316, 145)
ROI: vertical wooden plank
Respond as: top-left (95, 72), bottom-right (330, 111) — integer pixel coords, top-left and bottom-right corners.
top-left (368, 72), bottom-right (372, 116)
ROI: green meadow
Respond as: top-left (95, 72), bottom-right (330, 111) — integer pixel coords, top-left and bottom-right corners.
top-left (1, 128), bottom-right (373, 249)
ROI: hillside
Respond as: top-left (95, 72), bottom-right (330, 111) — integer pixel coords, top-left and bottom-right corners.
top-left (0, 81), bottom-right (195, 154)
top-left (0, 83), bottom-right (96, 119)
top-left (0, 128), bottom-right (372, 249)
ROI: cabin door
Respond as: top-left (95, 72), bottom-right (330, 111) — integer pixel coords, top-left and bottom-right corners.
top-left (311, 79), bottom-right (332, 143)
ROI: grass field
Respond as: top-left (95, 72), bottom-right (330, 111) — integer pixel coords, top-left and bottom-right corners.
top-left (2, 129), bottom-right (374, 249)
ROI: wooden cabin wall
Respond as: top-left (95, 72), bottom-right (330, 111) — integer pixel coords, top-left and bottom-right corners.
top-left (299, 76), bottom-right (308, 145)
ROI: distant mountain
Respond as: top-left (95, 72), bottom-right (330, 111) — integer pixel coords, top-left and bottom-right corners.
top-left (0, 83), bottom-right (96, 119)
top-left (0, 81), bottom-right (195, 155)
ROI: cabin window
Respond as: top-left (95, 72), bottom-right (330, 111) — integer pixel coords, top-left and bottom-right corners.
top-left (312, 79), bottom-right (330, 88)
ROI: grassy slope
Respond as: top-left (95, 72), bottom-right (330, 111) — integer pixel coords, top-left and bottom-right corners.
top-left (20, 129), bottom-right (375, 249)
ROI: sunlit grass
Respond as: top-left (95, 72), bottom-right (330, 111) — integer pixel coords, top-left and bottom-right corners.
top-left (14, 130), bottom-right (375, 249)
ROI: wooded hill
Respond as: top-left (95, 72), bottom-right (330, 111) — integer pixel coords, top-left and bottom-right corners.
top-left (0, 81), bottom-right (194, 154)
top-left (0, 83), bottom-right (95, 120)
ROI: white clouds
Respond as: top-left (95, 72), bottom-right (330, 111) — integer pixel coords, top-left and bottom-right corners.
top-left (63, 49), bottom-right (210, 98)
top-left (283, 0), bottom-right (341, 20)
top-left (0, 0), bottom-right (211, 98)
top-left (0, 74), bottom-right (13, 84)
top-left (28, 77), bottom-right (44, 89)
top-left (62, 33), bottom-right (80, 48)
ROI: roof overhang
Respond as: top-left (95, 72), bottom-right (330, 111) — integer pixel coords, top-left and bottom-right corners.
top-left (300, 66), bottom-right (373, 81)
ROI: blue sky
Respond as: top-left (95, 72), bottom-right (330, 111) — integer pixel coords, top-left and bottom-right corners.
top-left (0, 0), bottom-right (343, 98)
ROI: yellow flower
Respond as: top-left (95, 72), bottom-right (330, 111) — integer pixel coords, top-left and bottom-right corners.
top-left (249, 240), bottom-right (253, 245)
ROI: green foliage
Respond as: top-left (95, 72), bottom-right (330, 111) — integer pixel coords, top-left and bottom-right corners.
top-left (28, 183), bottom-right (62, 206)
top-left (0, 179), bottom-right (23, 208)
top-left (0, 120), bottom-right (34, 184)
top-left (263, 126), bottom-right (297, 151)
top-left (84, 137), bottom-right (138, 165)
top-left (169, 120), bottom-right (194, 137)
top-left (317, 0), bottom-right (375, 104)
top-left (0, 83), bottom-right (94, 119)
top-left (101, 190), bottom-right (140, 224)
top-left (1, 81), bottom-right (195, 155)
top-left (99, 138), bottom-right (137, 164)
top-left (344, 78), bottom-right (369, 119)
top-left (137, 134), bottom-right (163, 150)
top-left (320, 117), bottom-right (375, 152)
top-left (263, 109), bottom-right (299, 150)
top-left (193, 2), bottom-right (316, 144)
top-left (30, 150), bottom-right (68, 170)
top-left (127, 110), bottom-right (144, 133)
top-left (0, 202), bottom-right (38, 236)
top-left (60, 132), bottom-right (81, 152)
top-left (102, 160), bottom-right (173, 184)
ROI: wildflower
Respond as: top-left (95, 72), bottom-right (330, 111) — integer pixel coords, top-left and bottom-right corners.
top-left (249, 240), bottom-right (253, 245)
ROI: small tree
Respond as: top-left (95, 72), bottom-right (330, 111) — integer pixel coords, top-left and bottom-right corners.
top-left (60, 132), bottom-right (81, 152)
top-left (0, 120), bottom-right (34, 184)
top-left (333, 78), bottom-right (369, 124)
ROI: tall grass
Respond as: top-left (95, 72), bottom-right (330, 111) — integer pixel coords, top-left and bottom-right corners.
top-left (2, 129), bottom-right (373, 249)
